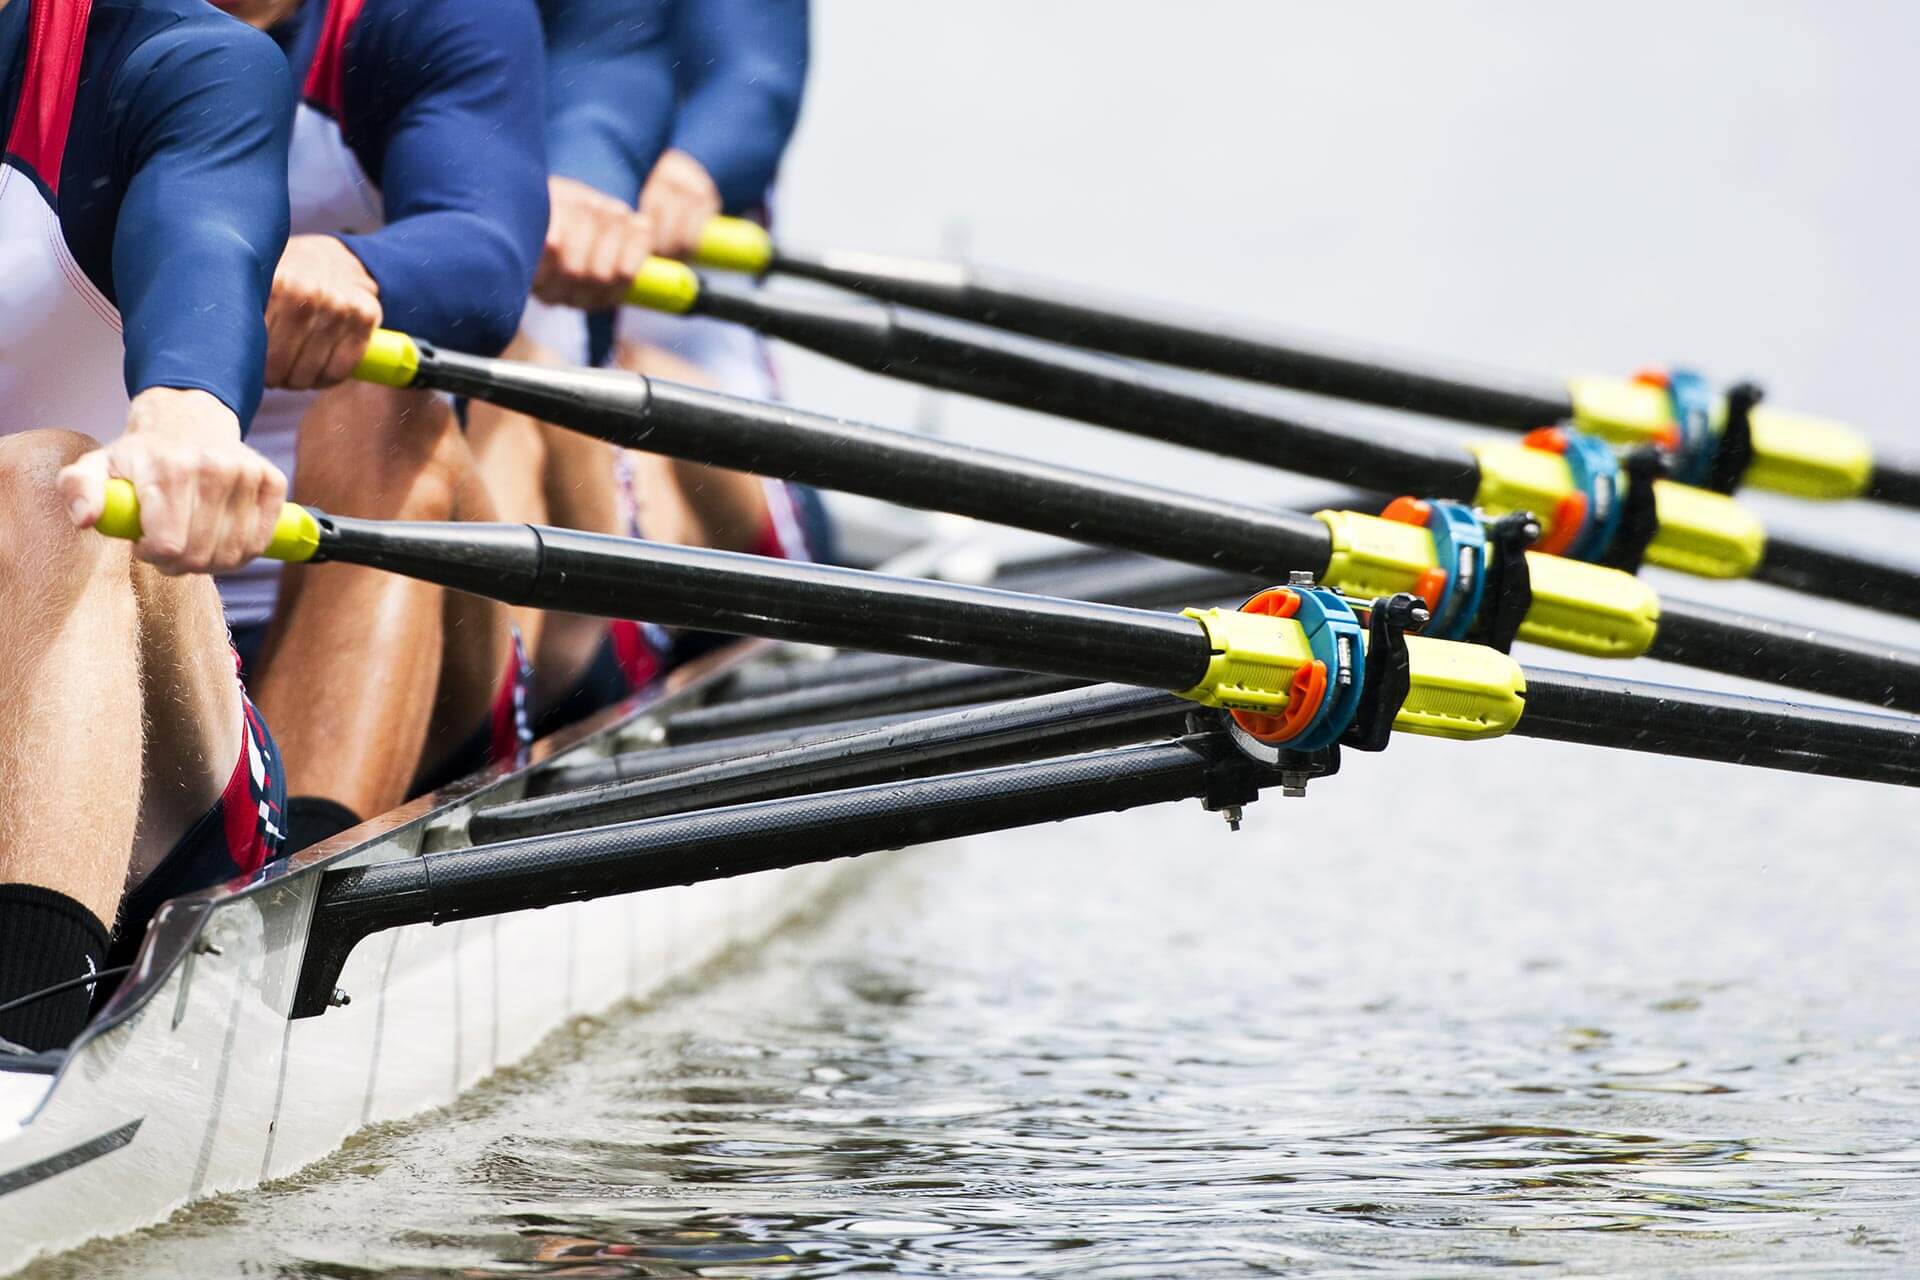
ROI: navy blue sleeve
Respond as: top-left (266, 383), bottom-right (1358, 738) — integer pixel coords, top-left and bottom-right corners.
top-left (336, 0), bottom-right (549, 356)
top-left (106, 16), bottom-right (292, 429)
top-left (539, 0), bottom-right (674, 205)
top-left (668, 0), bottom-right (809, 212)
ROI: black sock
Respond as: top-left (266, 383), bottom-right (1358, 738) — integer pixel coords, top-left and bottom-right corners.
top-left (0, 885), bottom-right (110, 1053)
top-left (285, 796), bottom-right (363, 854)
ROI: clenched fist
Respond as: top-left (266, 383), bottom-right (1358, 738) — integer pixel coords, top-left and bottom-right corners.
top-left (535, 176), bottom-right (656, 311)
top-left (639, 149), bottom-right (722, 261)
top-left (266, 235), bottom-right (384, 391)
top-left (58, 387), bottom-right (287, 574)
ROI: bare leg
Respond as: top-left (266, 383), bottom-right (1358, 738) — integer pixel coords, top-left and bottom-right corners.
top-left (0, 432), bottom-right (144, 924)
top-left (467, 332), bottom-right (554, 656)
top-left (0, 431), bottom-right (239, 922)
top-left (472, 332), bottom-right (631, 707)
top-left (252, 383), bottom-right (481, 816)
top-left (612, 340), bottom-right (771, 553)
top-left (417, 436), bottom-right (513, 787)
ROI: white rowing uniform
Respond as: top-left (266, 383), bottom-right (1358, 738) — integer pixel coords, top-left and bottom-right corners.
top-left (0, 0), bottom-right (127, 444)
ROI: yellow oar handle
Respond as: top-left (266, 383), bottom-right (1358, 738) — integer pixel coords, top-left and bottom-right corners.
top-left (626, 257), bottom-right (702, 314)
top-left (691, 216), bottom-right (775, 275)
top-left (96, 478), bottom-right (323, 563)
top-left (353, 328), bottom-right (423, 387)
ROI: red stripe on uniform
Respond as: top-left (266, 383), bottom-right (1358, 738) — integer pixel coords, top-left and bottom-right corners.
top-left (302, 0), bottom-right (367, 118)
top-left (220, 701), bottom-right (275, 878)
top-left (7, 0), bottom-right (93, 195)
top-left (487, 625), bottom-right (534, 769)
top-left (608, 619), bottom-right (663, 691)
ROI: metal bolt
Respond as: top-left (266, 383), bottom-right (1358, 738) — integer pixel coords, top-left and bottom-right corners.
top-left (1288, 569), bottom-right (1316, 587)
top-left (329, 988), bottom-right (352, 1008)
top-left (1281, 771), bottom-right (1310, 798)
top-left (1219, 805), bottom-right (1243, 832)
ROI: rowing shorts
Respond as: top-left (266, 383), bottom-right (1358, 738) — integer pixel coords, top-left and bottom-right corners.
top-left (112, 671), bottom-right (286, 965)
top-left (413, 624), bottom-right (536, 794)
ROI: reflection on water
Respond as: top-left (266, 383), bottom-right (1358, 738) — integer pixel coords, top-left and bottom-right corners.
top-left (32, 768), bottom-right (1920, 1276)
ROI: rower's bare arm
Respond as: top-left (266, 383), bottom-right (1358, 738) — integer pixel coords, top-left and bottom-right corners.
top-left (57, 388), bottom-right (287, 575)
top-left (535, 176), bottom-right (657, 312)
top-left (266, 235), bottom-right (384, 392)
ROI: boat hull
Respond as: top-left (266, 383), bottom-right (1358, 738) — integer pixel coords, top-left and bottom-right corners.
top-left (0, 647), bottom-right (855, 1272)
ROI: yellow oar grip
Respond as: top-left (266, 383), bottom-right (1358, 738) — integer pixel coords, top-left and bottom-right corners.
top-left (97, 478), bottom-right (322, 563)
top-left (692, 216), bottom-right (775, 274)
top-left (353, 329), bottom-right (422, 387)
top-left (626, 257), bottom-right (701, 314)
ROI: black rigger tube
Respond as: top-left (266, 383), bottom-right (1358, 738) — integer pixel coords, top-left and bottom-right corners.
top-left (300, 675), bottom-right (1920, 1017)
top-left (391, 341), bottom-right (1920, 713)
top-left (295, 741), bottom-right (1228, 1018)
top-left (472, 683), bottom-right (1189, 841)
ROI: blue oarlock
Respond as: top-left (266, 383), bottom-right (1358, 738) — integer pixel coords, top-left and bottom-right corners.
top-left (1284, 587), bottom-right (1367, 752)
top-left (1420, 500), bottom-right (1489, 642)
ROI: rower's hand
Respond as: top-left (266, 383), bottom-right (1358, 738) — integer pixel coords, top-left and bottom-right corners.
top-left (57, 388), bottom-right (287, 575)
top-left (638, 149), bottom-right (722, 261)
top-left (266, 235), bottom-right (383, 391)
top-left (534, 176), bottom-right (655, 311)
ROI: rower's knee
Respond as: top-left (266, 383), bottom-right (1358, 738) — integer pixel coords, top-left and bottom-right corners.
top-left (292, 382), bottom-right (462, 522)
top-left (0, 430), bottom-right (123, 590)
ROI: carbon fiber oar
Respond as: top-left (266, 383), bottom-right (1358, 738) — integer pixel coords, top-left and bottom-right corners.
top-left (690, 217), bottom-right (1920, 510)
top-left (346, 332), bottom-right (1920, 713)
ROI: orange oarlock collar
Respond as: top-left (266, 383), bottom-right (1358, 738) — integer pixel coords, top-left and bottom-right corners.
top-left (1521, 428), bottom-right (1591, 557)
top-left (1379, 496), bottom-right (1452, 613)
top-left (1226, 587), bottom-right (1330, 745)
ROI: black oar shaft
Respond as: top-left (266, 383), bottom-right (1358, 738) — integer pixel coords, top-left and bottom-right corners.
top-left (1647, 597), bottom-right (1920, 710)
top-left (768, 247), bottom-right (1573, 431)
top-left (676, 283), bottom-right (1920, 627)
top-left (1868, 461), bottom-right (1920, 508)
top-left (397, 341), bottom-right (1920, 713)
top-left (1519, 667), bottom-right (1920, 785)
top-left (293, 740), bottom-right (1221, 1017)
top-left (411, 346), bottom-right (1338, 580)
top-left (1758, 533), bottom-right (1920, 620)
top-left (318, 515), bottom-right (1210, 693)
top-left (693, 278), bottom-right (1482, 498)
top-left (471, 683), bottom-right (1186, 841)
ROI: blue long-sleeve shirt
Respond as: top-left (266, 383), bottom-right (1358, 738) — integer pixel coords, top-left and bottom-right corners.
top-left (539, 0), bottom-right (673, 208)
top-left (274, 0), bottom-right (549, 356)
top-left (536, 0), bottom-right (807, 214)
top-left (0, 0), bottom-right (292, 429)
top-left (669, 0), bottom-right (808, 213)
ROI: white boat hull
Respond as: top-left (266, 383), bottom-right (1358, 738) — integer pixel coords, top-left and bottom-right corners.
top-left (0, 650), bottom-right (856, 1272)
